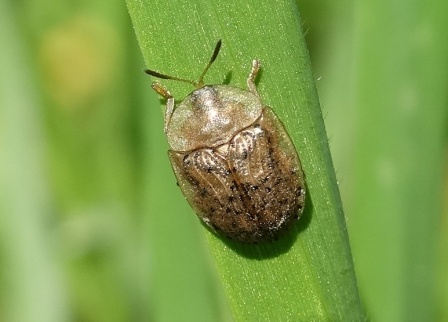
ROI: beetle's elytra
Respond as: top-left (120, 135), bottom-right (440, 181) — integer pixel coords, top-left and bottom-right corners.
top-left (145, 40), bottom-right (305, 243)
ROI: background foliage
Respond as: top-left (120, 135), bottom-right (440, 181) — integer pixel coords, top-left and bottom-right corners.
top-left (0, 0), bottom-right (447, 321)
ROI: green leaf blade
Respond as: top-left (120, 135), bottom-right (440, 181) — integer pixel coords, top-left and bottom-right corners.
top-left (127, 0), bottom-right (364, 320)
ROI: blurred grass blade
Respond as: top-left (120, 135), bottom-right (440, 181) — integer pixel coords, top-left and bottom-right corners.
top-left (351, 0), bottom-right (448, 320)
top-left (0, 2), bottom-right (68, 322)
top-left (127, 0), bottom-right (364, 320)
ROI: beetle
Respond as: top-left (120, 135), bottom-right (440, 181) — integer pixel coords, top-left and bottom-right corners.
top-left (145, 40), bottom-right (305, 243)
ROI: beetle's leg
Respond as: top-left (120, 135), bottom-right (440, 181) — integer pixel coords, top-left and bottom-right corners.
top-left (247, 59), bottom-right (261, 97)
top-left (151, 82), bottom-right (175, 134)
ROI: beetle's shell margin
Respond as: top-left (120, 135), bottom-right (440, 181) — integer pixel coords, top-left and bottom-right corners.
top-left (167, 85), bottom-right (263, 152)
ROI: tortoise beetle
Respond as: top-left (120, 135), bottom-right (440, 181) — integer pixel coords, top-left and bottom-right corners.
top-left (145, 40), bottom-right (305, 243)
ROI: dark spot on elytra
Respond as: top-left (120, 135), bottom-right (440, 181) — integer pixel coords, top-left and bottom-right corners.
top-left (187, 176), bottom-right (199, 186)
top-left (248, 212), bottom-right (259, 221)
top-left (242, 183), bottom-right (251, 193)
top-left (199, 187), bottom-right (207, 197)
top-left (279, 198), bottom-right (288, 205)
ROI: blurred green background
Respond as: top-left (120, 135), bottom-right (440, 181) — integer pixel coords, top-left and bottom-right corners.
top-left (1, 0), bottom-right (447, 321)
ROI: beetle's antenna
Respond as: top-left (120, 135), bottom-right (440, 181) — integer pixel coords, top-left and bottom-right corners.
top-left (144, 69), bottom-right (197, 87)
top-left (144, 39), bottom-right (222, 88)
top-left (197, 39), bottom-right (222, 87)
